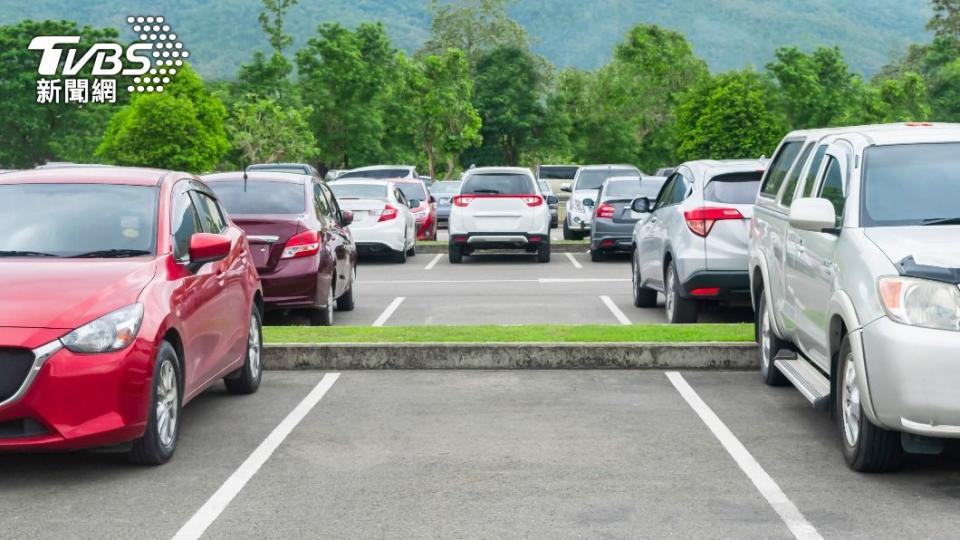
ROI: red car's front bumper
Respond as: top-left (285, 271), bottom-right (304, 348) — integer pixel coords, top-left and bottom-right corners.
top-left (0, 328), bottom-right (153, 451)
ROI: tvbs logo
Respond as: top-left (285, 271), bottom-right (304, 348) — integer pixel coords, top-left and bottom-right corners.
top-left (29, 16), bottom-right (189, 105)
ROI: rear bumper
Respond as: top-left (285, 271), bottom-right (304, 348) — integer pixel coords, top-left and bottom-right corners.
top-left (591, 220), bottom-right (637, 251)
top-left (259, 256), bottom-right (320, 310)
top-left (678, 270), bottom-right (750, 300)
top-left (450, 232), bottom-right (549, 251)
top-left (351, 226), bottom-right (406, 252)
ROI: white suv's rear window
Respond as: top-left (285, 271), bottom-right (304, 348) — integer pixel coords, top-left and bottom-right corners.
top-left (461, 173), bottom-right (534, 195)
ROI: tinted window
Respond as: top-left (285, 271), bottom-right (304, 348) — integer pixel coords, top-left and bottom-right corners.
top-left (653, 176), bottom-right (676, 210)
top-left (461, 173), bottom-right (535, 195)
top-left (669, 174), bottom-right (689, 204)
top-left (192, 192), bottom-right (227, 234)
top-left (339, 168), bottom-right (410, 179)
top-left (819, 157), bottom-right (846, 226)
top-left (575, 169), bottom-right (637, 190)
top-left (0, 184), bottom-right (158, 257)
top-left (602, 179), bottom-right (644, 200)
top-left (330, 183), bottom-right (388, 200)
top-left (779, 143), bottom-right (814, 208)
top-left (704, 172), bottom-right (763, 204)
top-left (800, 145), bottom-right (828, 199)
top-left (861, 143), bottom-right (960, 227)
top-left (430, 181), bottom-right (461, 195)
top-left (538, 180), bottom-right (554, 195)
top-left (538, 166), bottom-right (579, 180)
top-left (210, 180), bottom-right (306, 214)
top-left (640, 179), bottom-right (667, 199)
top-left (397, 183), bottom-right (427, 202)
top-left (760, 141), bottom-right (803, 197)
top-left (172, 190), bottom-right (201, 260)
top-left (313, 183), bottom-right (332, 221)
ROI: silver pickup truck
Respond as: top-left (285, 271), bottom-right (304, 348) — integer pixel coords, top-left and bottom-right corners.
top-left (749, 123), bottom-right (960, 472)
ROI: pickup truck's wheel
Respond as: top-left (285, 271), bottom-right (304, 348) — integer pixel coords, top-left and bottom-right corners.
top-left (632, 250), bottom-right (657, 308)
top-left (449, 242), bottom-right (463, 264)
top-left (562, 219), bottom-right (574, 240)
top-left (837, 337), bottom-right (902, 472)
top-left (758, 293), bottom-right (789, 386)
top-left (537, 237), bottom-right (551, 263)
top-left (664, 261), bottom-right (697, 323)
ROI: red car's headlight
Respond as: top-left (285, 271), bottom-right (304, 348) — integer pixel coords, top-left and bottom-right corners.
top-left (60, 303), bottom-right (144, 353)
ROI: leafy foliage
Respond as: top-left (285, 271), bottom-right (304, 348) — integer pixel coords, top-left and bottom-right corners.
top-left (225, 97), bottom-right (316, 165)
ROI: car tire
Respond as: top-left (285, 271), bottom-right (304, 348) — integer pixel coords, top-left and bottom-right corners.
top-left (128, 341), bottom-right (181, 465)
top-left (225, 306), bottom-right (264, 395)
top-left (590, 249), bottom-right (605, 262)
top-left (394, 245), bottom-right (407, 264)
top-left (562, 219), bottom-right (574, 240)
top-left (449, 242), bottom-right (463, 264)
top-left (310, 285), bottom-right (334, 326)
top-left (336, 268), bottom-right (356, 312)
top-left (407, 243), bottom-right (416, 257)
top-left (632, 250), bottom-right (657, 308)
top-left (537, 238), bottom-right (551, 263)
top-left (664, 261), bottom-right (698, 324)
top-left (836, 336), bottom-right (903, 472)
top-left (757, 293), bottom-right (789, 386)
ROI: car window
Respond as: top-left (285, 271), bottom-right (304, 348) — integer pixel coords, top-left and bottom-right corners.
top-left (818, 157), bottom-right (846, 227)
top-left (395, 188), bottom-right (408, 206)
top-left (209, 179), bottom-right (306, 214)
top-left (397, 183), bottom-right (427, 202)
top-left (575, 169), bottom-right (637, 190)
top-left (321, 184), bottom-right (341, 221)
top-left (338, 168), bottom-right (410, 180)
top-left (172, 189), bottom-right (201, 260)
top-left (653, 175), bottom-right (676, 211)
top-left (861, 142), bottom-right (960, 227)
top-left (330, 183), bottom-right (388, 200)
top-left (800, 145), bottom-right (829, 199)
top-left (704, 172), bottom-right (763, 204)
top-left (760, 140), bottom-right (803, 197)
top-left (602, 179), bottom-right (644, 200)
top-left (461, 173), bottom-right (535, 195)
top-left (313, 182), bottom-right (332, 222)
top-left (778, 143), bottom-right (814, 208)
top-left (538, 166), bottom-right (579, 180)
top-left (192, 191), bottom-right (227, 234)
top-left (640, 179), bottom-right (667, 199)
top-left (669, 174), bottom-right (688, 204)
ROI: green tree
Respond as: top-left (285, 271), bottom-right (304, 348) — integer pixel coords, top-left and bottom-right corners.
top-left (675, 70), bottom-right (787, 162)
top-left (420, 0), bottom-right (529, 62)
top-left (236, 0), bottom-right (298, 100)
top-left (297, 22), bottom-right (394, 169)
top-left (929, 0), bottom-right (960, 39)
top-left (767, 46), bottom-right (861, 129)
top-left (96, 64), bottom-right (228, 172)
top-left (226, 97), bottom-right (316, 165)
top-left (467, 46), bottom-right (545, 166)
top-left (849, 72), bottom-right (932, 124)
top-left (0, 20), bottom-right (126, 168)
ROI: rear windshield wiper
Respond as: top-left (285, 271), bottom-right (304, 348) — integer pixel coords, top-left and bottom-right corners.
top-left (921, 217), bottom-right (960, 226)
top-left (469, 189), bottom-right (501, 194)
top-left (0, 250), bottom-right (60, 258)
top-left (69, 249), bottom-right (152, 258)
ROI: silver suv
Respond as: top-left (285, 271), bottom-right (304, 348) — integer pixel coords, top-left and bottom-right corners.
top-left (630, 160), bottom-right (765, 323)
top-left (749, 122), bottom-right (960, 472)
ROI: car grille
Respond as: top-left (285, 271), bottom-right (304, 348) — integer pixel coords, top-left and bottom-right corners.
top-left (0, 348), bottom-right (35, 402)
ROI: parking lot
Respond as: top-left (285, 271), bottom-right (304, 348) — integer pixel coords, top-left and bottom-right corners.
top-left (267, 244), bottom-right (751, 327)
top-left (4, 370), bottom-right (960, 539)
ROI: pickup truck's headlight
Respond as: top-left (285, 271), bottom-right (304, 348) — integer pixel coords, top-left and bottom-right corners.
top-left (878, 277), bottom-right (960, 331)
top-left (571, 199), bottom-right (583, 212)
top-left (61, 304), bottom-right (145, 353)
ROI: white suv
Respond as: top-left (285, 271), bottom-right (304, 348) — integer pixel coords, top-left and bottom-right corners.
top-left (448, 167), bottom-right (555, 263)
top-left (750, 122), bottom-right (960, 471)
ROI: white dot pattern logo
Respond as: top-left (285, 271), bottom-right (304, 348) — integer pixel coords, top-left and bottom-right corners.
top-left (125, 15), bottom-right (189, 93)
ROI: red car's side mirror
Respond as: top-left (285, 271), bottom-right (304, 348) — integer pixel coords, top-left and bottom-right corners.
top-left (341, 209), bottom-right (354, 226)
top-left (188, 233), bottom-right (231, 265)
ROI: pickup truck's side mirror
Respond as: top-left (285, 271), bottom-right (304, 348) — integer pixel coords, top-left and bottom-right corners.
top-left (789, 198), bottom-right (837, 233)
top-left (546, 195), bottom-right (559, 205)
top-left (631, 197), bottom-right (653, 213)
top-left (560, 182), bottom-right (572, 193)
top-left (583, 198), bottom-right (595, 207)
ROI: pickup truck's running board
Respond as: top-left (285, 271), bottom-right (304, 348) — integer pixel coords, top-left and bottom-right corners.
top-left (774, 353), bottom-right (831, 410)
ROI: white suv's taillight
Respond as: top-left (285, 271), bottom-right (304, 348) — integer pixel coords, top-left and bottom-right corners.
top-left (452, 195), bottom-right (475, 207)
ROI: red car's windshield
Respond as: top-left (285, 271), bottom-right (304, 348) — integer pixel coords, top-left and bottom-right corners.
top-left (0, 183), bottom-right (158, 258)
top-left (397, 183), bottom-right (427, 201)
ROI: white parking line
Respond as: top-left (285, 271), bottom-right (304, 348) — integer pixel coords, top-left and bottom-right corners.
top-left (171, 373), bottom-right (341, 540)
top-left (665, 372), bottom-right (822, 540)
top-left (424, 254), bottom-right (443, 270)
top-left (372, 297), bottom-right (405, 326)
top-left (360, 278), bottom-right (630, 284)
top-left (565, 252), bottom-right (583, 269)
top-left (600, 295), bottom-right (631, 325)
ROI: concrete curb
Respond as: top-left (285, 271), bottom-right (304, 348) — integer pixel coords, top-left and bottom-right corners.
top-left (416, 243), bottom-right (590, 254)
top-left (264, 342), bottom-right (759, 370)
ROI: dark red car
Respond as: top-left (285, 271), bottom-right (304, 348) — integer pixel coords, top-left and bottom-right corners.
top-left (0, 167), bottom-right (263, 464)
top-left (395, 179), bottom-right (438, 241)
top-left (204, 171), bottom-right (358, 326)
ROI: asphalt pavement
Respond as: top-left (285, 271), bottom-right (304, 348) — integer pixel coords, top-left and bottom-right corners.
top-left (5, 371), bottom-right (960, 539)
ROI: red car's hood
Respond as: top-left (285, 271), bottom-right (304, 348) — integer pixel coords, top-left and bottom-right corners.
top-left (0, 259), bottom-right (158, 330)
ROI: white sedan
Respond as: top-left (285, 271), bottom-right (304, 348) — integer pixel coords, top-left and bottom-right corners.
top-left (329, 179), bottom-right (417, 263)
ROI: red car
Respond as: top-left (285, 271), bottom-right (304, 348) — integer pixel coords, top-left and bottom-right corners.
top-left (394, 179), bottom-right (438, 241)
top-left (204, 171), bottom-right (358, 326)
top-left (0, 167), bottom-right (263, 464)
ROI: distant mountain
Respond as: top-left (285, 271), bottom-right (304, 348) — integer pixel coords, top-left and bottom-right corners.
top-left (0, 0), bottom-right (932, 79)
